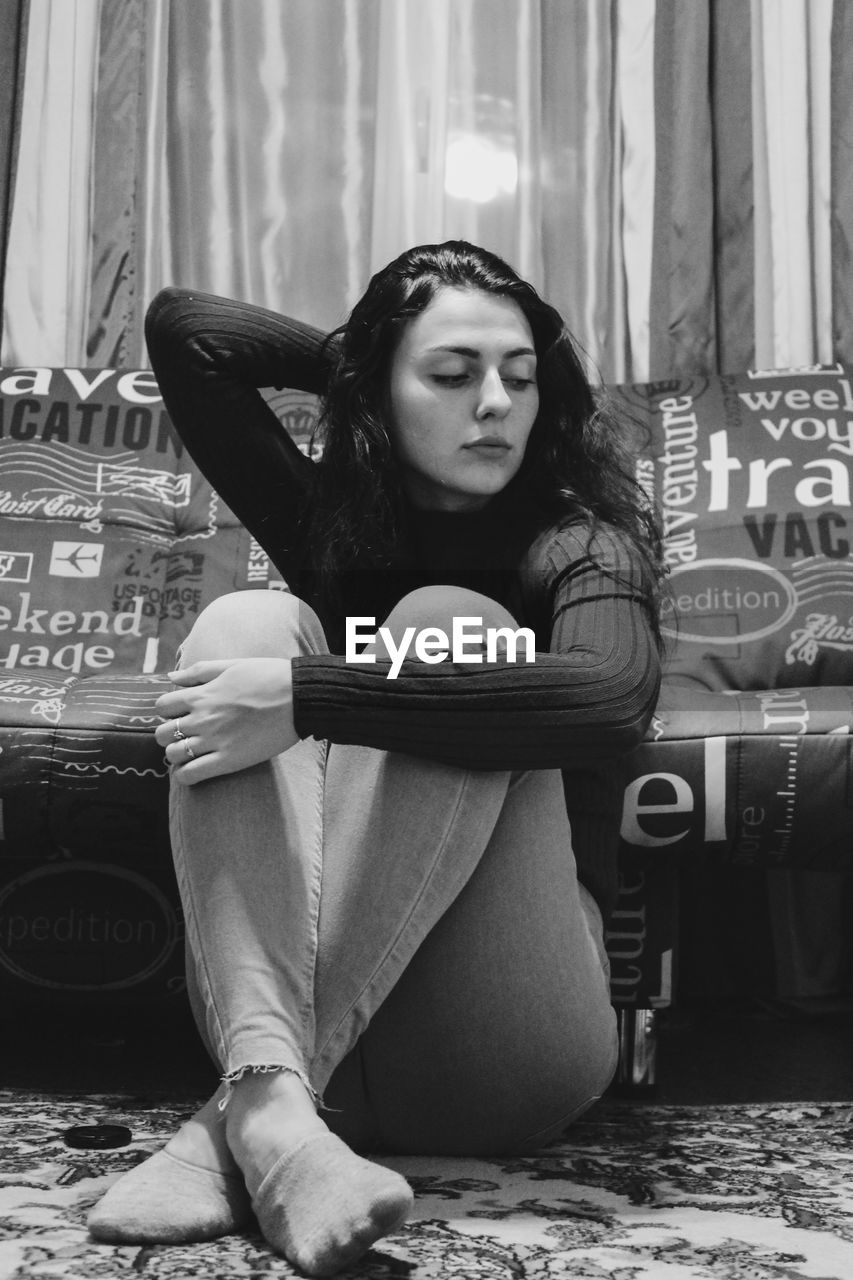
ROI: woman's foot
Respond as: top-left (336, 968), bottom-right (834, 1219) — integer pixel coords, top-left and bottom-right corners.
top-left (87, 1086), bottom-right (252, 1244)
top-left (223, 1069), bottom-right (325, 1198)
top-left (225, 1070), bottom-right (413, 1276)
top-left (162, 1085), bottom-right (237, 1172)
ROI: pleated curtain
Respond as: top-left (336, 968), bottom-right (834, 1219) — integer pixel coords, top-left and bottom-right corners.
top-left (2, 0), bottom-right (853, 384)
top-left (0, 0), bottom-right (29, 359)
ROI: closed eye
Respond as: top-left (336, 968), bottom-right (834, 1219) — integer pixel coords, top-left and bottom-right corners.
top-left (433, 374), bottom-right (535, 390)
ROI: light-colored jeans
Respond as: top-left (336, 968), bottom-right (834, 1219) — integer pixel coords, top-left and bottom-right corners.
top-left (170, 587), bottom-right (618, 1156)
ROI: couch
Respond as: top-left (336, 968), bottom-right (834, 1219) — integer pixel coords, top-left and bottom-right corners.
top-left (1, 363), bottom-right (851, 1086)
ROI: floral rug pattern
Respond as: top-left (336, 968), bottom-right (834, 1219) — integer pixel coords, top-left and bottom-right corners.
top-left (1, 1091), bottom-right (852, 1279)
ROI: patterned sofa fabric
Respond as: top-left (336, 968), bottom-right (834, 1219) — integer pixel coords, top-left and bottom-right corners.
top-left (0, 364), bottom-right (851, 1010)
top-left (609, 368), bottom-right (853, 1017)
top-left (0, 367), bottom-right (296, 679)
top-left (0, 370), bottom-right (301, 1003)
top-left (614, 367), bottom-right (853, 868)
top-left (618, 367), bottom-right (853, 690)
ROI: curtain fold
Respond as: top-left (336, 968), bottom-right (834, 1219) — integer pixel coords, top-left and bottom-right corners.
top-left (0, 0), bottom-right (30, 359)
top-left (1, 0), bottom-right (100, 366)
top-left (540, 0), bottom-right (621, 380)
top-left (370, 0), bottom-right (450, 271)
top-left (830, 0), bottom-right (853, 362)
top-left (88, 0), bottom-right (147, 367)
top-left (649, 1), bottom-right (715, 379)
top-left (164, 0), bottom-right (379, 331)
top-left (1, 0), bottom-right (851, 381)
top-left (710, 0), bottom-right (755, 374)
top-left (615, 0), bottom-right (656, 383)
top-left (807, 0), bottom-right (834, 366)
top-left (752, 0), bottom-right (833, 370)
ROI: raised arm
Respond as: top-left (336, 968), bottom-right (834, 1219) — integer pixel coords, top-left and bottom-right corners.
top-left (289, 523), bottom-right (661, 771)
top-left (145, 287), bottom-right (337, 575)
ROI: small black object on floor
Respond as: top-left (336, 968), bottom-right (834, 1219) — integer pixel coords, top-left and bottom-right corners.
top-left (63, 1122), bottom-right (133, 1149)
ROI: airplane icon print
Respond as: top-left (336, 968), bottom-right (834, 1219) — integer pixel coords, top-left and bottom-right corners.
top-left (49, 541), bottom-right (105, 577)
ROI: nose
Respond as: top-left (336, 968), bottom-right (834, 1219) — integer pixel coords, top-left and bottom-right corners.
top-left (475, 369), bottom-right (512, 420)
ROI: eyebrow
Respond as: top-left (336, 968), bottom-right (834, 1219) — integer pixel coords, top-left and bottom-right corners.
top-left (424, 344), bottom-right (537, 359)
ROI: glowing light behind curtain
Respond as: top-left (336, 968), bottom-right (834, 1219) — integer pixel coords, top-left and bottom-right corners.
top-left (2, 0), bottom-right (853, 381)
top-left (370, 0), bottom-right (543, 288)
top-left (0, 0), bottom-right (99, 366)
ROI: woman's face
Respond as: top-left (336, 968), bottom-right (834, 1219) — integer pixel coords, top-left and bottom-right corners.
top-left (387, 286), bottom-right (539, 511)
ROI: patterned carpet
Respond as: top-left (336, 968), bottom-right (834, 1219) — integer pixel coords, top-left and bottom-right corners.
top-left (2, 1091), bottom-right (852, 1279)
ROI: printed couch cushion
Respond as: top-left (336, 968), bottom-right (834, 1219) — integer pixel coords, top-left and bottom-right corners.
top-left (0, 367), bottom-right (299, 681)
top-left (611, 367), bottom-right (853, 874)
top-left (607, 369), bottom-right (853, 1012)
top-left (0, 368), bottom-right (318, 1002)
top-left (613, 365), bottom-right (853, 692)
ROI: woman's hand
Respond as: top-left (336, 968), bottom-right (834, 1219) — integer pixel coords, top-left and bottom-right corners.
top-left (154, 658), bottom-right (298, 784)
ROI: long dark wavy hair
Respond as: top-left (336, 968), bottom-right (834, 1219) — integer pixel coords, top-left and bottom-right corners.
top-left (305, 240), bottom-right (665, 642)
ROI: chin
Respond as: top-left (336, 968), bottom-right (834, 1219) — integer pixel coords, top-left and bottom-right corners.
top-left (457, 483), bottom-right (511, 509)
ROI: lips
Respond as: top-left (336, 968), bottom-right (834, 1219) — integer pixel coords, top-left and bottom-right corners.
top-left (462, 437), bottom-right (512, 450)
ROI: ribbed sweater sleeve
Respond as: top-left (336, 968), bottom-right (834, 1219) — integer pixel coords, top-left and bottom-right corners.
top-left (291, 525), bottom-right (661, 771)
top-left (144, 287), bottom-right (331, 574)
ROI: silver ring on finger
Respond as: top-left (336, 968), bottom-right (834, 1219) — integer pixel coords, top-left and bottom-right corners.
top-left (173, 719), bottom-right (187, 742)
top-left (183, 740), bottom-right (196, 761)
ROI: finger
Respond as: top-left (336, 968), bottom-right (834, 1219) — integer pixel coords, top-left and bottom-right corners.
top-left (154, 719), bottom-right (177, 747)
top-left (155, 688), bottom-right (197, 717)
top-left (154, 716), bottom-right (196, 748)
top-left (164, 737), bottom-right (204, 768)
top-left (165, 660), bottom-right (237, 687)
top-left (169, 750), bottom-right (226, 786)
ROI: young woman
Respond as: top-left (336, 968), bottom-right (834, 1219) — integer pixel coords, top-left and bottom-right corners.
top-left (88, 241), bottom-right (664, 1276)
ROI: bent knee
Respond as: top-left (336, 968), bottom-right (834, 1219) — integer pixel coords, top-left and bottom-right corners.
top-left (512, 1028), bottom-right (619, 1154)
top-left (382, 585), bottom-right (520, 637)
top-left (367, 1032), bottom-right (618, 1158)
top-left (177, 590), bottom-right (327, 664)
